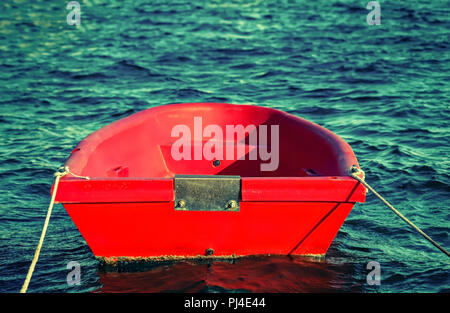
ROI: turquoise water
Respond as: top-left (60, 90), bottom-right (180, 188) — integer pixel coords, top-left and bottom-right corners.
top-left (0, 0), bottom-right (449, 293)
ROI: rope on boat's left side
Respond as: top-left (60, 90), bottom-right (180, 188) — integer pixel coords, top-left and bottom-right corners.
top-left (20, 166), bottom-right (89, 293)
top-left (349, 165), bottom-right (449, 258)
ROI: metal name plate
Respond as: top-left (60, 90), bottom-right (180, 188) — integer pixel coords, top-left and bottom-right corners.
top-left (174, 175), bottom-right (240, 211)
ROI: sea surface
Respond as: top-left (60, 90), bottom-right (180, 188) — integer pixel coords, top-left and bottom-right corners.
top-left (0, 0), bottom-right (449, 293)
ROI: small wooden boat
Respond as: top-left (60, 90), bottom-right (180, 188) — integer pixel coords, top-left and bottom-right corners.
top-left (55, 103), bottom-right (365, 261)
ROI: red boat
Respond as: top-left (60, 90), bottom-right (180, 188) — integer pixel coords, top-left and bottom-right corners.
top-left (54, 103), bottom-right (366, 261)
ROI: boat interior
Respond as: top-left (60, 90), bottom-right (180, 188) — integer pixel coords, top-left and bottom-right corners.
top-left (66, 103), bottom-right (356, 179)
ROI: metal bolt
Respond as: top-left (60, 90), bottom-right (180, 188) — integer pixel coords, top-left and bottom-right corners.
top-left (177, 199), bottom-right (186, 209)
top-left (225, 200), bottom-right (238, 210)
top-left (205, 248), bottom-right (214, 256)
top-left (213, 159), bottom-right (221, 167)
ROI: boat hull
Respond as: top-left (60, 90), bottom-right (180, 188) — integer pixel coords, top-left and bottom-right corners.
top-left (54, 103), bottom-right (366, 259)
top-left (63, 201), bottom-right (355, 259)
top-left (57, 176), bottom-right (364, 258)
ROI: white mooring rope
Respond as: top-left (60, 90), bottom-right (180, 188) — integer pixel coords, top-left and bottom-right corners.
top-left (349, 165), bottom-right (449, 258)
top-left (20, 166), bottom-right (89, 293)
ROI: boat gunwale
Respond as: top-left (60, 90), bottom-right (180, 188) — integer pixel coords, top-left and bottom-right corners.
top-left (54, 175), bottom-right (366, 204)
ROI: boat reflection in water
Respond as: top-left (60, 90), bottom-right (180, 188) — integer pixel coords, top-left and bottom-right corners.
top-left (95, 255), bottom-right (363, 293)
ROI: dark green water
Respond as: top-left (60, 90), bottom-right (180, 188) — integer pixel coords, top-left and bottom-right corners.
top-left (0, 0), bottom-right (449, 293)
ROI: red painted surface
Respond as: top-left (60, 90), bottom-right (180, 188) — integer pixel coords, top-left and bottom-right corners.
top-left (55, 103), bottom-right (366, 258)
top-left (63, 201), bottom-right (356, 257)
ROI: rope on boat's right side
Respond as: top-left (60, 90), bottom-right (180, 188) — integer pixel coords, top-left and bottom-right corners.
top-left (349, 165), bottom-right (449, 258)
